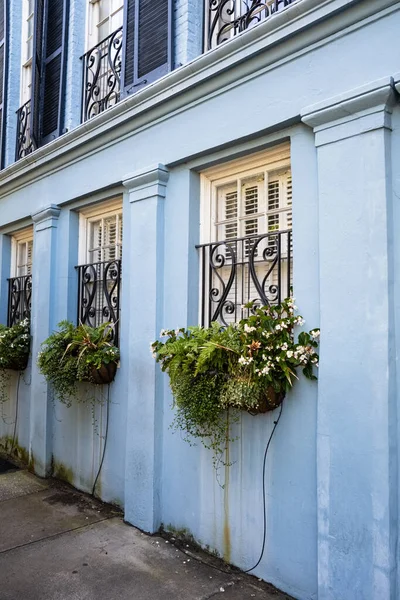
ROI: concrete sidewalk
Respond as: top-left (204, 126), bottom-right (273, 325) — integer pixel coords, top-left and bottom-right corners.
top-left (0, 463), bottom-right (293, 600)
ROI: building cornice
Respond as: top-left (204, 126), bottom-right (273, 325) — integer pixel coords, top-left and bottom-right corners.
top-left (301, 77), bottom-right (396, 145)
top-left (0, 0), bottom-right (398, 199)
top-left (123, 165), bottom-right (169, 202)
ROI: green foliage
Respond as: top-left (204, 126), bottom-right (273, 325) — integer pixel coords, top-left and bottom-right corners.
top-left (0, 319), bottom-right (31, 403)
top-left (37, 321), bottom-right (120, 406)
top-left (152, 298), bottom-right (320, 466)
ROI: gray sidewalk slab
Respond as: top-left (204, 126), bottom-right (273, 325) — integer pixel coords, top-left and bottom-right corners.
top-left (0, 467), bottom-right (293, 600)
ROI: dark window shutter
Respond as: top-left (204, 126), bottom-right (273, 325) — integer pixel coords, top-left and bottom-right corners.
top-left (30, 0), bottom-right (45, 148)
top-left (122, 0), bottom-right (171, 95)
top-left (0, 0), bottom-right (7, 169)
top-left (123, 0), bottom-right (135, 91)
top-left (31, 0), bottom-right (69, 147)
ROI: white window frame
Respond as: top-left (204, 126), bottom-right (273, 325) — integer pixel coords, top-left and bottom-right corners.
top-left (200, 143), bottom-right (291, 244)
top-left (86, 0), bottom-right (124, 51)
top-left (20, 0), bottom-right (34, 106)
top-left (199, 144), bottom-right (292, 325)
top-left (78, 197), bottom-right (123, 264)
top-left (11, 226), bottom-right (34, 278)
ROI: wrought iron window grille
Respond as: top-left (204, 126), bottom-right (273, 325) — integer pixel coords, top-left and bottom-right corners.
top-left (81, 27), bottom-right (123, 123)
top-left (7, 275), bottom-right (32, 327)
top-left (207, 0), bottom-right (297, 50)
top-left (197, 231), bottom-right (292, 327)
top-left (76, 259), bottom-right (121, 345)
top-left (15, 100), bottom-right (35, 161)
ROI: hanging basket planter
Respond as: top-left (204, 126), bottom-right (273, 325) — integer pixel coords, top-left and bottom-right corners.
top-left (5, 356), bottom-right (29, 372)
top-left (247, 387), bottom-right (285, 416)
top-left (37, 322), bottom-right (120, 405)
top-left (89, 361), bottom-right (117, 385)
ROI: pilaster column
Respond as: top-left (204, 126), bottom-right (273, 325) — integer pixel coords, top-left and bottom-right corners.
top-left (302, 78), bottom-right (397, 600)
top-left (30, 205), bottom-right (61, 477)
top-left (0, 234), bottom-right (11, 324)
top-left (122, 165), bottom-right (168, 533)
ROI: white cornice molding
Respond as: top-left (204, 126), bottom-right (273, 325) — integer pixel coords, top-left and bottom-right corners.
top-left (0, 0), bottom-right (398, 197)
top-left (301, 77), bottom-right (396, 145)
top-left (123, 165), bottom-right (169, 203)
top-left (31, 205), bottom-right (61, 231)
top-left (393, 71), bottom-right (400, 95)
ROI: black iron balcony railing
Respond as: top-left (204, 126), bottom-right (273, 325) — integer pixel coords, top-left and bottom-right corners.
top-left (7, 275), bottom-right (32, 327)
top-left (76, 259), bottom-right (121, 344)
top-left (81, 28), bottom-right (123, 123)
top-left (15, 100), bottom-right (35, 161)
top-left (207, 0), bottom-right (298, 50)
top-left (197, 231), bottom-right (292, 326)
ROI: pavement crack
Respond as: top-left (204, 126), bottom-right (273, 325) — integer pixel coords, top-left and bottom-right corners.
top-left (0, 515), bottom-right (116, 555)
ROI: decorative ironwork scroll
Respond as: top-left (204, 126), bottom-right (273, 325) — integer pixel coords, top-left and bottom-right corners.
top-left (15, 100), bottom-right (35, 161)
top-left (207, 0), bottom-right (297, 50)
top-left (7, 275), bottom-right (32, 326)
top-left (81, 27), bottom-right (123, 122)
top-left (76, 259), bottom-right (121, 344)
top-left (197, 231), bottom-right (292, 326)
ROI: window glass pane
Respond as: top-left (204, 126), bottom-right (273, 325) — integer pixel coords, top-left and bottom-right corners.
top-left (99, 0), bottom-right (111, 22)
top-left (111, 8), bottom-right (123, 31)
top-left (98, 21), bottom-right (109, 42)
top-left (87, 212), bottom-right (122, 263)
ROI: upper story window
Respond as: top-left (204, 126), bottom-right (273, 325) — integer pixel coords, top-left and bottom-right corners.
top-left (21, 0), bottom-right (34, 106)
top-left (16, 0), bottom-right (69, 160)
top-left (82, 0), bottom-right (172, 122)
top-left (206, 0), bottom-right (298, 50)
top-left (77, 199), bottom-right (123, 343)
top-left (87, 0), bottom-right (124, 48)
top-left (8, 227), bottom-right (33, 326)
top-left (198, 145), bottom-right (292, 326)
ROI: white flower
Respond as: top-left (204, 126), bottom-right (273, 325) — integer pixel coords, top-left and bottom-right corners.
top-left (312, 357), bottom-right (318, 364)
top-left (296, 317), bottom-right (305, 326)
top-left (239, 356), bottom-right (253, 366)
top-left (275, 324), bottom-right (281, 331)
top-left (311, 329), bottom-right (320, 339)
top-left (281, 343), bottom-right (288, 351)
top-left (159, 329), bottom-right (168, 337)
top-left (286, 350), bottom-right (293, 358)
top-left (244, 324), bottom-right (256, 333)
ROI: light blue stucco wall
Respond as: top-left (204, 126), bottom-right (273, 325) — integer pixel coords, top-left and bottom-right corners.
top-left (0, 1), bottom-right (400, 599)
top-left (4, 0), bottom-right (22, 168)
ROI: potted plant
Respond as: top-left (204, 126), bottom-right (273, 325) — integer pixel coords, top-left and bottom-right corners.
top-left (151, 298), bottom-right (320, 465)
top-left (37, 321), bottom-right (119, 405)
top-left (0, 318), bottom-right (31, 403)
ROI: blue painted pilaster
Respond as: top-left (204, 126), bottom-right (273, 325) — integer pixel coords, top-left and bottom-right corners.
top-left (0, 234), bottom-right (11, 324)
top-left (30, 205), bottom-right (61, 477)
top-left (122, 165), bottom-right (168, 533)
top-left (302, 79), bottom-right (398, 600)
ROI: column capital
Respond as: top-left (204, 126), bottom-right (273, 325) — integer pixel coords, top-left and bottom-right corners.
top-left (122, 164), bottom-right (169, 203)
top-left (301, 77), bottom-right (396, 146)
top-left (31, 204), bottom-right (61, 229)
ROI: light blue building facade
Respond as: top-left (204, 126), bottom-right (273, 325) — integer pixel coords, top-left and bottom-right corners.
top-left (0, 1), bottom-right (399, 599)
